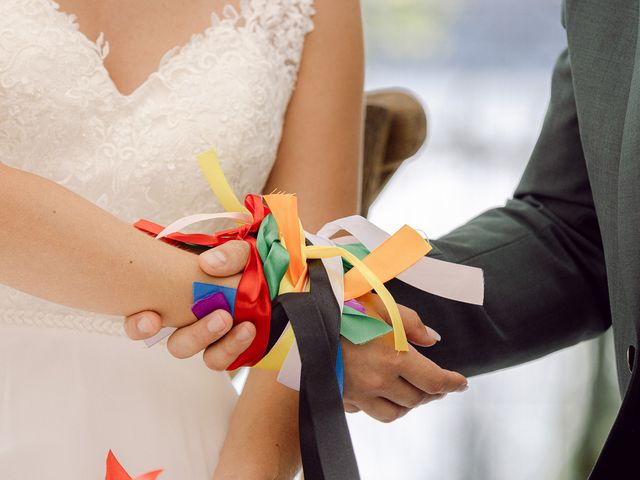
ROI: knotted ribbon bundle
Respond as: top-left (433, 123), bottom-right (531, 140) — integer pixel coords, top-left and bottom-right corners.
top-left (133, 149), bottom-right (485, 479)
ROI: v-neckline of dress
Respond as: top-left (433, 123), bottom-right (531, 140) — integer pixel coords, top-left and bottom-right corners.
top-left (43, 0), bottom-right (247, 101)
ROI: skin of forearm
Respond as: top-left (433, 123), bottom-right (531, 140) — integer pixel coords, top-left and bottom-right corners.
top-left (0, 164), bottom-right (239, 326)
top-left (216, 0), bottom-right (364, 475)
top-left (214, 370), bottom-right (301, 480)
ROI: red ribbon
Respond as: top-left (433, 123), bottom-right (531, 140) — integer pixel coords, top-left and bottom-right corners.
top-left (105, 450), bottom-right (163, 480)
top-left (134, 194), bottom-right (272, 369)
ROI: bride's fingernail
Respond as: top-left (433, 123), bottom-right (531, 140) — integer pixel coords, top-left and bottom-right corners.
top-left (236, 326), bottom-right (253, 342)
top-left (425, 326), bottom-right (441, 342)
top-left (205, 250), bottom-right (227, 268)
top-left (138, 316), bottom-right (154, 334)
top-left (207, 311), bottom-right (227, 334)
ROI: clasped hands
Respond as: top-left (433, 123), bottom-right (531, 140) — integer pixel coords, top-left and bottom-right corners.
top-left (124, 241), bottom-right (468, 422)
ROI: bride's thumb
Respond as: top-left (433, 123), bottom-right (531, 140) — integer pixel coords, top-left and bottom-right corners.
top-left (199, 240), bottom-right (250, 277)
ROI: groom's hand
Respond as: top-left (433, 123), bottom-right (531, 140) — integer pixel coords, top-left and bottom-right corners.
top-left (123, 241), bottom-right (257, 368)
top-left (123, 240), bottom-right (469, 411)
top-left (342, 299), bottom-right (468, 422)
top-left (342, 338), bottom-right (468, 422)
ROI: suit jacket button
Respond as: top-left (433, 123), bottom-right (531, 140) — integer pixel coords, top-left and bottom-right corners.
top-left (628, 345), bottom-right (636, 373)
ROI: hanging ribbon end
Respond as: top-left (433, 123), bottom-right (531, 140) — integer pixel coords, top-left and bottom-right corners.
top-left (196, 148), bottom-right (250, 214)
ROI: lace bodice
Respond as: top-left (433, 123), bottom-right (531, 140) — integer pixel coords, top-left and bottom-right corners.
top-left (0, 0), bottom-right (315, 332)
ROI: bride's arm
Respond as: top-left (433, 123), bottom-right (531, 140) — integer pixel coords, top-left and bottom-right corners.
top-left (214, 1), bottom-right (364, 478)
top-left (0, 164), bottom-right (243, 329)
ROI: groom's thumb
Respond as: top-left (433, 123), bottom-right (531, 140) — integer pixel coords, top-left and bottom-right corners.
top-left (362, 294), bottom-right (440, 347)
top-left (397, 304), bottom-right (441, 347)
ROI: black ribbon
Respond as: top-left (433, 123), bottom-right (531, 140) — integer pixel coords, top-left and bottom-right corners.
top-left (272, 259), bottom-right (360, 480)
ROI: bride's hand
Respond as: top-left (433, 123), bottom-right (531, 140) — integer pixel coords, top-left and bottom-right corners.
top-left (123, 240), bottom-right (258, 369)
top-left (124, 240), bottom-right (468, 423)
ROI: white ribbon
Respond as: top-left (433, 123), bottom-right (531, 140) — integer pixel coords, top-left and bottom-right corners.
top-left (155, 212), bottom-right (252, 240)
top-left (318, 215), bottom-right (484, 305)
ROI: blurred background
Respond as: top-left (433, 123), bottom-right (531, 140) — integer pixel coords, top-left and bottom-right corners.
top-left (350, 0), bottom-right (621, 478)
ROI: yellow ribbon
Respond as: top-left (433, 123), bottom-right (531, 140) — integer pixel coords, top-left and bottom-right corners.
top-left (306, 245), bottom-right (408, 351)
top-left (263, 188), bottom-right (410, 352)
top-left (196, 148), bottom-right (414, 368)
top-left (197, 150), bottom-right (250, 215)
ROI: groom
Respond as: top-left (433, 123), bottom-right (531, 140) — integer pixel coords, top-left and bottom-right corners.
top-left (126, 1), bottom-right (637, 477)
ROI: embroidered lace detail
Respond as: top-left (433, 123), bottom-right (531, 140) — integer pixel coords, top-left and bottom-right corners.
top-left (0, 0), bottom-right (315, 334)
top-left (0, 309), bottom-right (125, 336)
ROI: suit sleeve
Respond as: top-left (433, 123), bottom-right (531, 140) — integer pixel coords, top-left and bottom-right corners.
top-left (386, 46), bottom-right (612, 377)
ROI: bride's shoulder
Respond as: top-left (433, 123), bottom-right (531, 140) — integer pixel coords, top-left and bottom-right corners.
top-left (245, 0), bottom-right (316, 36)
top-left (240, 0), bottom-right (317, 71)
top-left (246, 0), bottom-right (361, 43)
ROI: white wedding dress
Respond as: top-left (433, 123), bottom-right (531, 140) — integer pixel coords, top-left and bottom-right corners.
top-left (0, 0), bottom-right (314, 478)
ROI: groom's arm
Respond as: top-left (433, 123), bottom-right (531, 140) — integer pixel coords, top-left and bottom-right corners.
top-left (388, 45), bottom-right (611, 377)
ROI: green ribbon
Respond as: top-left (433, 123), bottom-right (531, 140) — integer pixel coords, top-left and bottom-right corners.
top-left (257, 214), bottom-right (291, 300)
top-left (339, 242), bottom-right (371, 272)
top-left (340, 305), bottom-right (392, 344)
top-left (257, 222), bottom-right (388, 344)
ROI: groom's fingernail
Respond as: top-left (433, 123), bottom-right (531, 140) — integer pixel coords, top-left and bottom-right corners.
top-left (425, 326), bottom-right (442, 342)
top-left (205, 250), bottom-right (227, 268)
top-left (138, 316), bottom-right (154, 334)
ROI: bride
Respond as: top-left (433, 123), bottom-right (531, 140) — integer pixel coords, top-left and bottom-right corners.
top-left (0, 0), bottom-right (364, 477)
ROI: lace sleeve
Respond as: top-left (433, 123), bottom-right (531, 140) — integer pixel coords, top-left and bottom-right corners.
top-left (244, 0), bottom-right (316, 87)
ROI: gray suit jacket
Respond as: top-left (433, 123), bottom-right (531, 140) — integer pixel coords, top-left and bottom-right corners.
top-left (387, 1), bottom-right (639, 477)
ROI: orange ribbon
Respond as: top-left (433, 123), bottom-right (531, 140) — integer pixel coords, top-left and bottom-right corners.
top-left (343, 225), bottom-right (431, 300)
top-left (105, 450), bottom-right (163, 480)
